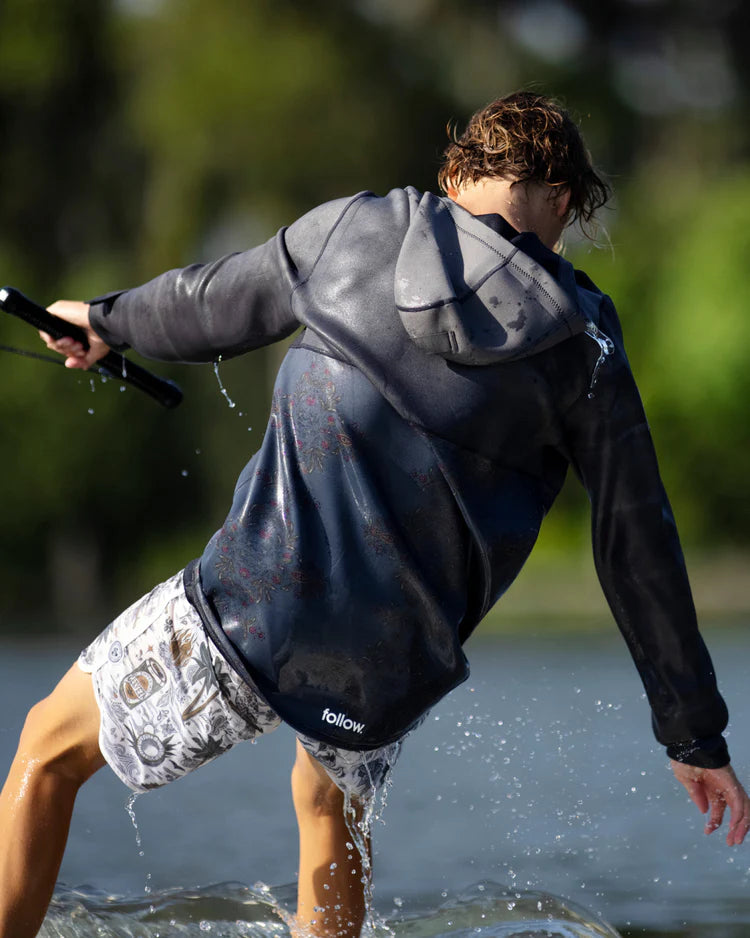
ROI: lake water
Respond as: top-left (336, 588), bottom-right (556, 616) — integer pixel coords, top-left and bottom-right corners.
top-left (1, 624), bottom-right (749, 938)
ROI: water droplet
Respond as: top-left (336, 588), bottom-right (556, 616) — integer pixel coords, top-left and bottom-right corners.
top-left (584, 320), bottom-right (614, 398)
top-left (87, 408), bottom-right (95, 415)
top-left (125, 793), bottom-right (153, 896)
top-left (213, 358), bottom-right (236, 409)
top-left (181, 469), bottom-right (188, 477)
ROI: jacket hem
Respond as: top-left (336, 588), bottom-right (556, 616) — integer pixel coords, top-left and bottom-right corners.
top-left (181, 560), bottom-right (417, 752)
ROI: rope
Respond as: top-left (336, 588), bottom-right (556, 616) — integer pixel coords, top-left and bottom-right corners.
top-left (0, 344), bottom-right (113, 379)
top-left (0, 344), bottom-right (66, 366)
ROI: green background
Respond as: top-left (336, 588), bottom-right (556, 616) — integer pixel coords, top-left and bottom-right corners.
top-left (1, 0), bottom-right (748, 633)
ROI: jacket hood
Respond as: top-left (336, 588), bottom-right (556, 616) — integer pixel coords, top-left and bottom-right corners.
top-left (394, 191), bottom-right (601, 365)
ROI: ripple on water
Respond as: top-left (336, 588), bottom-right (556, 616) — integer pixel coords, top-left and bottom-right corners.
top-left (41, 880), bottom-right (621, 938)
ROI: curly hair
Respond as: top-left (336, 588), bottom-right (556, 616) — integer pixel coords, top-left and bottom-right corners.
top-left (438, 92), bottom-right (610, 231)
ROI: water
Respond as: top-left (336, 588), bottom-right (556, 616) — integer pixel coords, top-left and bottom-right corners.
top-left (213, 359), bottom-right (237, 409)
top-left (583, 322), bottom-right (614, 398)
top-left (2, 625), bottom-right (749, 937)
top-left (39, 881), bottom-right (620, 938)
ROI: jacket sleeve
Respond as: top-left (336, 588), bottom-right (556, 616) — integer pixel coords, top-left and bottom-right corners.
top-left (561, 301), bottom-right (729, 769)
top-left (87, 195), bottom-right (357, 363)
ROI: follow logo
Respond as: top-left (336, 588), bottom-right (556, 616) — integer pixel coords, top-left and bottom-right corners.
top-left (321, 707), bottom-right (366, 735)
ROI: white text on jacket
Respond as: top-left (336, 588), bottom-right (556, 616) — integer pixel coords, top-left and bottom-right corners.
top-left (321, 708), bottom-right (365, 734)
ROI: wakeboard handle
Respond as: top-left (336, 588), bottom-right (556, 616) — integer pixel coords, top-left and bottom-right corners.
top-left (0, 285), bottom-right (183, 409)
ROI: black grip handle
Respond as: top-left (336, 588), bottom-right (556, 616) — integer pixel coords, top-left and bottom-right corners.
top-left (0, 286), bottom-right (183, 409)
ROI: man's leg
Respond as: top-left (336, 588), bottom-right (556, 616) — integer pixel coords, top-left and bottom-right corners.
top-left (291, 739), bottom-right (370, 938)
top-left (0, 663), bottom-right (105, 938)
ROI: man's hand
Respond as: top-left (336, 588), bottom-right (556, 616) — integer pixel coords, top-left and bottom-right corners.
top-left (40, 301), bottom-right (110, 370)
top-left (671, 760), bottom-right (750, 846)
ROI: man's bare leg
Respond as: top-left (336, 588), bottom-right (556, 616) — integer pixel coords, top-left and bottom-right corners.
top-left (0, 663), bottom-right (105, 938)
top-left (291, 740), bottom-right (370, 938)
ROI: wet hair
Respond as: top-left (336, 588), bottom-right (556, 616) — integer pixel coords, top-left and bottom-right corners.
top-left (437, 91), bottom-right (610, 232)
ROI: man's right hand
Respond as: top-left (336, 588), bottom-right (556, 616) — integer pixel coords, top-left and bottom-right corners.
top-left (671, 760), bottom-right (750, 846)
top-left (40, 300), bottom-right (110, 370)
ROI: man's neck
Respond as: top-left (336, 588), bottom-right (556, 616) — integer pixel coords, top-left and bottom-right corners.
top-left (448, 177), bottom-right (567, 249)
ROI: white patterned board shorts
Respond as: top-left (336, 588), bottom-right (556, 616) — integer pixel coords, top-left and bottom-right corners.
top-left (78, 571), bottom-right (403, 799)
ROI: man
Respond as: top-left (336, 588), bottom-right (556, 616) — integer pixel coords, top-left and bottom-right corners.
top-left (1, 92), bottom-right (748, 938)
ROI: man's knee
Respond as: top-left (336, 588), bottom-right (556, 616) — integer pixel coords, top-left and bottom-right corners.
top-left (16, 667), bottom-right (104, 784)
top-left (291, 743), bottom-right (344, 818)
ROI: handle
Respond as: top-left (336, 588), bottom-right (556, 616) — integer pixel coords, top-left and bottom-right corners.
top-left (0, 286), bottom-right (183, 409)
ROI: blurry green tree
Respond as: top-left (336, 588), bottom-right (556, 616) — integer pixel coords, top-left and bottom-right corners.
top-left (0, 0), bottom-right (748, 631)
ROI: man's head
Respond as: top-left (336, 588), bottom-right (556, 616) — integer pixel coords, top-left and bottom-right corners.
top-left (438, 91), bottom-right (610, 233)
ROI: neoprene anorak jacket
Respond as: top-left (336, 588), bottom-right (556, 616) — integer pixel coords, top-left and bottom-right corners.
top-left (89, 188), bottom-right (729, 767)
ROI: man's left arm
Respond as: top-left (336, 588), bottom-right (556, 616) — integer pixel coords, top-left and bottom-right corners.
top-left (560, 308), bottom-right (749, 843)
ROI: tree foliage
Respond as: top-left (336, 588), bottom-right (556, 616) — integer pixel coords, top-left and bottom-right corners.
top-left (1, 0), bottom-right (749, 630)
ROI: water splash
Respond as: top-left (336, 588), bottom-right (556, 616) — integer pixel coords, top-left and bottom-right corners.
top-left (40, 881), bottom-right (622, 938)
top-left (41, 882), bottom-right (292, 938)
top-left (125, 792), bottom-right (144, 858)
top-left (213, 358), bottom-right (237, 409)
top-left (583, 321), bottom-right (614, 399)
top-left (390, 881), bottom-right (622, 938)
top-left (342, 794), bottom-right (378, 934)
top-left (340, 748), bottom-right (401, 936)
top-left (125, 792), bottom-right (153, 896)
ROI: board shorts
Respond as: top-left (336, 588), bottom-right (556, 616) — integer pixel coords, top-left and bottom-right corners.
top-left (78, 570), bottom-right (403, 800)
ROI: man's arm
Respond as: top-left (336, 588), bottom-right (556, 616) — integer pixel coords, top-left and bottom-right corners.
top-left (40, 231), bottom-right (305, 367)
top-left (565, 365), bottom-right (729, 758)
top-left (560, 301), bottom-right (749, 841)
top-left (86, 234), bottom-right (301, 363)
top-left (60, 195), bottom-right (359, 365)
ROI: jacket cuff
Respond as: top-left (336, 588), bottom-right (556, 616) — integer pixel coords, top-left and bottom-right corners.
top-left (87, 291), bottom-right (131, 353)
top-left (667, 735), bottom-right (730, 769)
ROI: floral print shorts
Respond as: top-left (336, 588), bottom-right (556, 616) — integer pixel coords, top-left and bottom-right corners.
top-left (78, 571), bottom-right (402, 798)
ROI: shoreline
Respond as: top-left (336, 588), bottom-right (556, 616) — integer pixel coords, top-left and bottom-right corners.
top-left (2, 550), bottom-right (748, 639)
top-left (481, 548), bottom-right (750, 633)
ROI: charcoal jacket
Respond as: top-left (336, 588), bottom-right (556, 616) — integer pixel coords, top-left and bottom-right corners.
top-left (90, 188), bottom-right (729, 766)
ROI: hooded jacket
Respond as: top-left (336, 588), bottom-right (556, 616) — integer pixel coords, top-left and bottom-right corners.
top-left (90, 188), bottom-right (729, 766)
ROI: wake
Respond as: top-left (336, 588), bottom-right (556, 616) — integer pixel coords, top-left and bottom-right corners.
top-left (41, 880), bottom-right (621, 938)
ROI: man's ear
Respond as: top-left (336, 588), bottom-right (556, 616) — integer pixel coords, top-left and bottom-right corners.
top-left (552, 186), bottom-right (571, 220)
